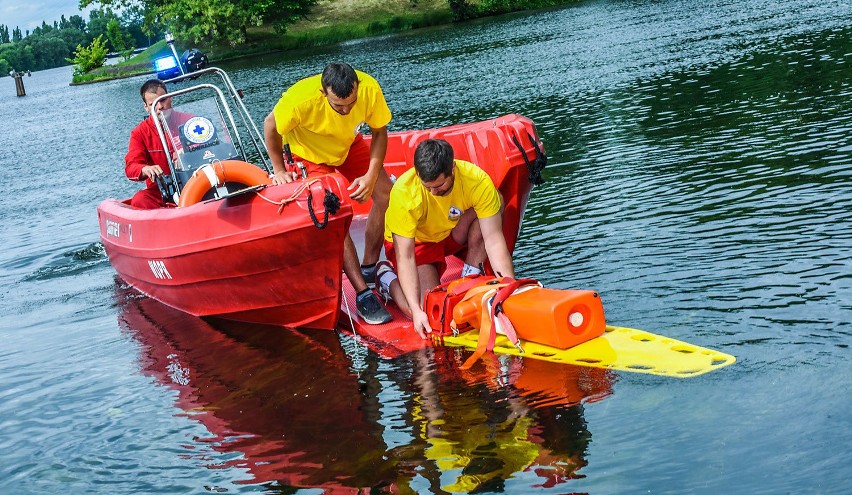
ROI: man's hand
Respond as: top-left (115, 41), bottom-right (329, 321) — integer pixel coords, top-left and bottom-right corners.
top-left (350, 126), bottom-right (388, 203)
top-left (264, 112), bottom-right (296, 186)
top-left (411, 309), bottom-right (433, 339)
top-left (141, 165), bottom-right (163, 180)
top-left (271, 170), bottom-right (297, 185)
top-left (347, 170), bottom-right (378, 203)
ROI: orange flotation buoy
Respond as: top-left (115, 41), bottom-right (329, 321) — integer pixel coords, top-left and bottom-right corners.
top-left (177, 160), bottom-right (271, 207)
top-left (451, 281), bottom-right (606, 350)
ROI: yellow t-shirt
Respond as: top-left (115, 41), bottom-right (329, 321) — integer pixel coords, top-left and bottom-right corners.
top-left (385, 159), bottom-right (501, 243)
top-left (272, 70), bottom-right (392, 166)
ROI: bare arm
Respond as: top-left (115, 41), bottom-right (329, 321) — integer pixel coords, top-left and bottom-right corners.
top-left (479, 213), bottom-right (515, 279)
top-left (263, 112), bottom-right (295, 185)
top-left (393, 233), bottom-right (433, 338)
top-left (348, 126), bottom-right (388, 202)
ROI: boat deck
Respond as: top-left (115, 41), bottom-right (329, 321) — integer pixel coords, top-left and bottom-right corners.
top-left (339, 212), bottom-right (463, 357)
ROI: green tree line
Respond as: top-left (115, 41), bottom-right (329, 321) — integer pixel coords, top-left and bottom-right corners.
top-left (0, 8), bottom-right (163, 75)
top-left (78, 0), bottom-right (568, 46)
top-left (81, 0), bottom-right (319, 45)
top-left (4, 0), bottom-right (573, 77)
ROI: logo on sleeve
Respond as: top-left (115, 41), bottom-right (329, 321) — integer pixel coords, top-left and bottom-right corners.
top-left (448, 206), bottom-right (462, 221)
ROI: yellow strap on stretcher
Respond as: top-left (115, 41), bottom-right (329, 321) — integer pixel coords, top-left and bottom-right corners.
top-left (443, 325), bottom-right (736, 378)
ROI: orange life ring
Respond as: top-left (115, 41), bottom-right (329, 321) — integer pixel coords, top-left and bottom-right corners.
top-left (177, 160), bottom-right (271, 207)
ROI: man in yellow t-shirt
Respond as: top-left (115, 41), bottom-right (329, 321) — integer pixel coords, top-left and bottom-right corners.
top-left (263, 62), bottom-right (393, 324)
top-left (380, 139), bottom-right (516, 338)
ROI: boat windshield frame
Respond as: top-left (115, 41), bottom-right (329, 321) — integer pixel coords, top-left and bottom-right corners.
top-left (148, 67), bottom-right (272, 201)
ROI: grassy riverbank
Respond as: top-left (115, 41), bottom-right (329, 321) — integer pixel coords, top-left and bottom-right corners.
top-left (75, 0), bottom-right (572, 84)
top-left (206, 0), bottom-right (454, 61)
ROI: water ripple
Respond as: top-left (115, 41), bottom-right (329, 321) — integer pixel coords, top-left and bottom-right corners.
top-left (2, 0), bottom-right (852, 493)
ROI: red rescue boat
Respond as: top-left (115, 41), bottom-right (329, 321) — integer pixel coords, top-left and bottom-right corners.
top-left (98, 68), bottom-right (547, 333)
top-left (98, 68), bottom-right (353, 329)
top-left (98, 173), bottom-right (352, 329)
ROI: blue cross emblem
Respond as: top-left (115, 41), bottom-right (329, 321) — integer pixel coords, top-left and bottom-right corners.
top-left (183, 116), bottom-right (215, 144)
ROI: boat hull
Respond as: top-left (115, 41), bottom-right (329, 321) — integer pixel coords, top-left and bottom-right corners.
top-left (99, 174), bottom-right (352, 329)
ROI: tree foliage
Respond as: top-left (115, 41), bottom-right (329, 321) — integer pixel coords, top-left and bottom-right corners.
top-left (66, 34), bottom-right (108, 76)
top-left (28, 34), bottom-right (71, 68)
top-left (81, 0), bottom-right (317, 45)
top-left (0, 0), bottom-right (566, 75)
top-left (67, 15), bottom-right (88, 32)
top-left (0, 8), bottom-right (150, 74)
top-left (0, 42), bottom-right (33, 73)
top-left (448, 0), bottom-right (477, 21)
top-left (121, 6), bottom-right (157, 48)
top-left (159, 0), bottom-right (242, 44)
top-left (86, 9), bottom-right (113, 43)
top-left (106, 18), bottom-right (135, 60)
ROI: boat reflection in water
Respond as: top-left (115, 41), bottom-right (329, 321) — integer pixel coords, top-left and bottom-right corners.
top-left (116, 283), bottom-right (614, 493)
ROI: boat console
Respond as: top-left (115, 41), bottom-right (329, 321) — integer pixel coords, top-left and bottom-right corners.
top-left (149, 68), bottom-right (273, 204)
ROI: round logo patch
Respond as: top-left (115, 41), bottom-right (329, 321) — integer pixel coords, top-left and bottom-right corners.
top-left (448, 206), bottom-right (462, 221)
top-left (182, 117), bottom-right (216, 144)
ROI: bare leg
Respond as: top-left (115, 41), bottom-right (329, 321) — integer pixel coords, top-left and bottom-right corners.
top-left (385, 263), bottom-right (440, 318)
top-left (418, 263), bottom-right (441, 300)
top-left (462, 213), bottom-right (486, 267)
top-left (344, 234), bottom-right (368, 293)
top-left (450, 208), bottom-right (486, 267)
top-left (362, 169), bottom-right (393, 266)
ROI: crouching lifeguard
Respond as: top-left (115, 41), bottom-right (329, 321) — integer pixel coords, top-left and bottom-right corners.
top-left (379, 138), bottom-right (515, 338)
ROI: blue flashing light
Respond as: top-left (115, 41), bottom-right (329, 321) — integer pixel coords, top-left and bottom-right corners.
top-left (154, 56), bottom-right (178, 72)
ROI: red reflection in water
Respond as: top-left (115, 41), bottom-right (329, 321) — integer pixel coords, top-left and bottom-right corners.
top-left (117, 284), bottom-right (614, 493)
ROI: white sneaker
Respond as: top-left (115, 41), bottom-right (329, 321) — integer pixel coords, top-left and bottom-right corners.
top-left (375, 260), bottom-right (396, 302)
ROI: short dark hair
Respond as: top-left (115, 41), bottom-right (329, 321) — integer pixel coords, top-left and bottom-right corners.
top-left (321, 62), bottom-right (359, 98)
top-left (140, 79), bottom-right (166, 101)
top-left (414, 139), bottom-right (455, 182)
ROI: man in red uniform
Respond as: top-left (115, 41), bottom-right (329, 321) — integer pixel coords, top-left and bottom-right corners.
top-left (125, 79), bottom-right (189, 209)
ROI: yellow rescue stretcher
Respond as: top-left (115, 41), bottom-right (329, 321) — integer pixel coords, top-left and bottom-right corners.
top-left (444, 326), bottom-right (736, 378)
top-left (425, 276), bottom-right (736, 378)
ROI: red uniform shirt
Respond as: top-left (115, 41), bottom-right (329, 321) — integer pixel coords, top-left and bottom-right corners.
top-left (124, 113), bottom-right (189, 209)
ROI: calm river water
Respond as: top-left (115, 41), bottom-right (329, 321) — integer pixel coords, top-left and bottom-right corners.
top-left (1, 0), bottom-right (850, 493)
